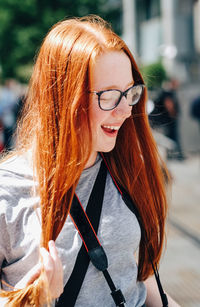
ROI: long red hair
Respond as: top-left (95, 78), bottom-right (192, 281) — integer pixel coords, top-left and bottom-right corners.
top-left (0, 16), bottom-right (167, 306)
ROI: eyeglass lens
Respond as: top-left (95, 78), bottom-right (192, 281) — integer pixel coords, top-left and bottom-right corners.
top-left (100, 85), bottom-right (143, 110)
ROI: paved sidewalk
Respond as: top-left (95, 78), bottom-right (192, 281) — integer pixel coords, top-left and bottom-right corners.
top-left (159, 155), bottom-right (200, 307)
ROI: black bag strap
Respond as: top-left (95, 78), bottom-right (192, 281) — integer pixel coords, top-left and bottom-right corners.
top-left (57, 157), bottom-right (168, 307)
top-left (70, 188), bottom-right (127, 306)
top-left (56, 161), bottom-right (126, 307)
top-left (56, 161), bottom-right (107, 306)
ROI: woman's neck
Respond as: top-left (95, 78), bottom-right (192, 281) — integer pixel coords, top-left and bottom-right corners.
top-left (84, 151), bottom-right (98, 169)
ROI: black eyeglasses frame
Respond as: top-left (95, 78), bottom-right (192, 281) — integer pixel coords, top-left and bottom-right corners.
top-left (89, 83), bottom-right (145, 111)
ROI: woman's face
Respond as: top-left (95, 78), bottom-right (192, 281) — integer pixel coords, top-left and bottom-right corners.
top-left (88, 50), bottom-right (134, 167)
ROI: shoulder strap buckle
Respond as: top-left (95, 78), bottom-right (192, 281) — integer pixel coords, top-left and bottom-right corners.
top-left (88, 246), bottom-right (108, 271)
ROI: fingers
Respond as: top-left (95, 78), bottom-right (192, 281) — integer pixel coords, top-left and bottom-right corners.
top-left (40, 241), bottom-right (64, 299)
top-left (15, 263), bottom-right (41, 289)
top-left (40, 246), bottom-right (54, 283)
top-left (26, 263), bottom-right (41, 286)
top-left (16, 241), bottom-right (63, 301)
top-left (48, 240), bottom-right (58, 259)
top-left (48, 240), bottom-right (64, 298)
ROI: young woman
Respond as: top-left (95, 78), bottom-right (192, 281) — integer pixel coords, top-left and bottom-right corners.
top-left (0, 16), bottom-right (180, 307)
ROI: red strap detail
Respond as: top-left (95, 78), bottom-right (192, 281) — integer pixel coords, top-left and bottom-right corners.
top-left (70, 156), bottom-right (122, 252)
top-left (71, 193), bottom-right (102, 248)
top-left (69, 213), bottom-right (89, 252)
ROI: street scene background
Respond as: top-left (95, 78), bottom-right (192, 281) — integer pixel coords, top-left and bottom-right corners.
top-left (0, 0), bottom-right (200, 306)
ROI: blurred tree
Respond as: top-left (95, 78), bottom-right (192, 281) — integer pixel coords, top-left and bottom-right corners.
top-left (0, 0), bottom-right (121, 82)
top-left (140, 61), bottom-right (167, 89)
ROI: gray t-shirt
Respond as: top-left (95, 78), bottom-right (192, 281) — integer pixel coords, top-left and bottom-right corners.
top-left (0, 154), bottom-right (146, 306)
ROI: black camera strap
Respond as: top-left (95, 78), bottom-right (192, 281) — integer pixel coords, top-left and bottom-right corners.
top-left (56, 158), bottom-right (168, 307)
top-left (56, 161), bottom-right (126, 307)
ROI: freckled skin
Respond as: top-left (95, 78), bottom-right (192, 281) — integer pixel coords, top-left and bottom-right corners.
top-left (88, 51), bottom-right (133, 166)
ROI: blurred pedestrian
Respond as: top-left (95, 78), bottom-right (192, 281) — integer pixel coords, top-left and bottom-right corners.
top-left (0, 79), bottom-right (18, 150)
top-left (0, 120), bottom-right (4, 152)
top-left (149, 79), bottom-right (185, 160)
top-left (190, 95), bottom-right (200, 122)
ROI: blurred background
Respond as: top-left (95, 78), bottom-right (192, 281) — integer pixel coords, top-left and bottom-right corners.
top-left (0, 0), bottom-right (199, 306)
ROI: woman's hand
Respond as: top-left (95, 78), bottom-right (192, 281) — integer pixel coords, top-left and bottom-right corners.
top-left (15, 240), bottom-right (63, 300)
top-left (39, 240), bottom-right (64, 299)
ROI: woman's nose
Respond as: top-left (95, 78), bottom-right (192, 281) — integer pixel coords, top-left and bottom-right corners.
top-left (112, 96), bottom-right (132, 118)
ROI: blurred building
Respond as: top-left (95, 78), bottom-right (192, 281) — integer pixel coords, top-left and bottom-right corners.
top-left (122, 0), bottom-right (200, 155)
top-left (123, 0), bottom-right (200, 83)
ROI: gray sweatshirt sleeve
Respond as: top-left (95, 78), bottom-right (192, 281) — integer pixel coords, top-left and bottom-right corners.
top-left (0, 161), bottom-right (41, 291)
top-left (0, 187), bottom-right (11, 278)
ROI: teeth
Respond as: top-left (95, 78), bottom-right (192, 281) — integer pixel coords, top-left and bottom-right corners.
top-left (102, 125), bottom-right (120, 130)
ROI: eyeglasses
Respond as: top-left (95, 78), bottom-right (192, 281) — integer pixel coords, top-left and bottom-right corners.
top-left (89, 84), bottom-right (144, 111)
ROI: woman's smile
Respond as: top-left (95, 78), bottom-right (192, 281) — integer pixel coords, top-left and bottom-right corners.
top-left (101, 124), bottom-right (121, 137)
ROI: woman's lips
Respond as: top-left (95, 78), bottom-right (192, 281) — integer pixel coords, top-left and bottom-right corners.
top-left (101, 125), bottom-right (120, 137)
